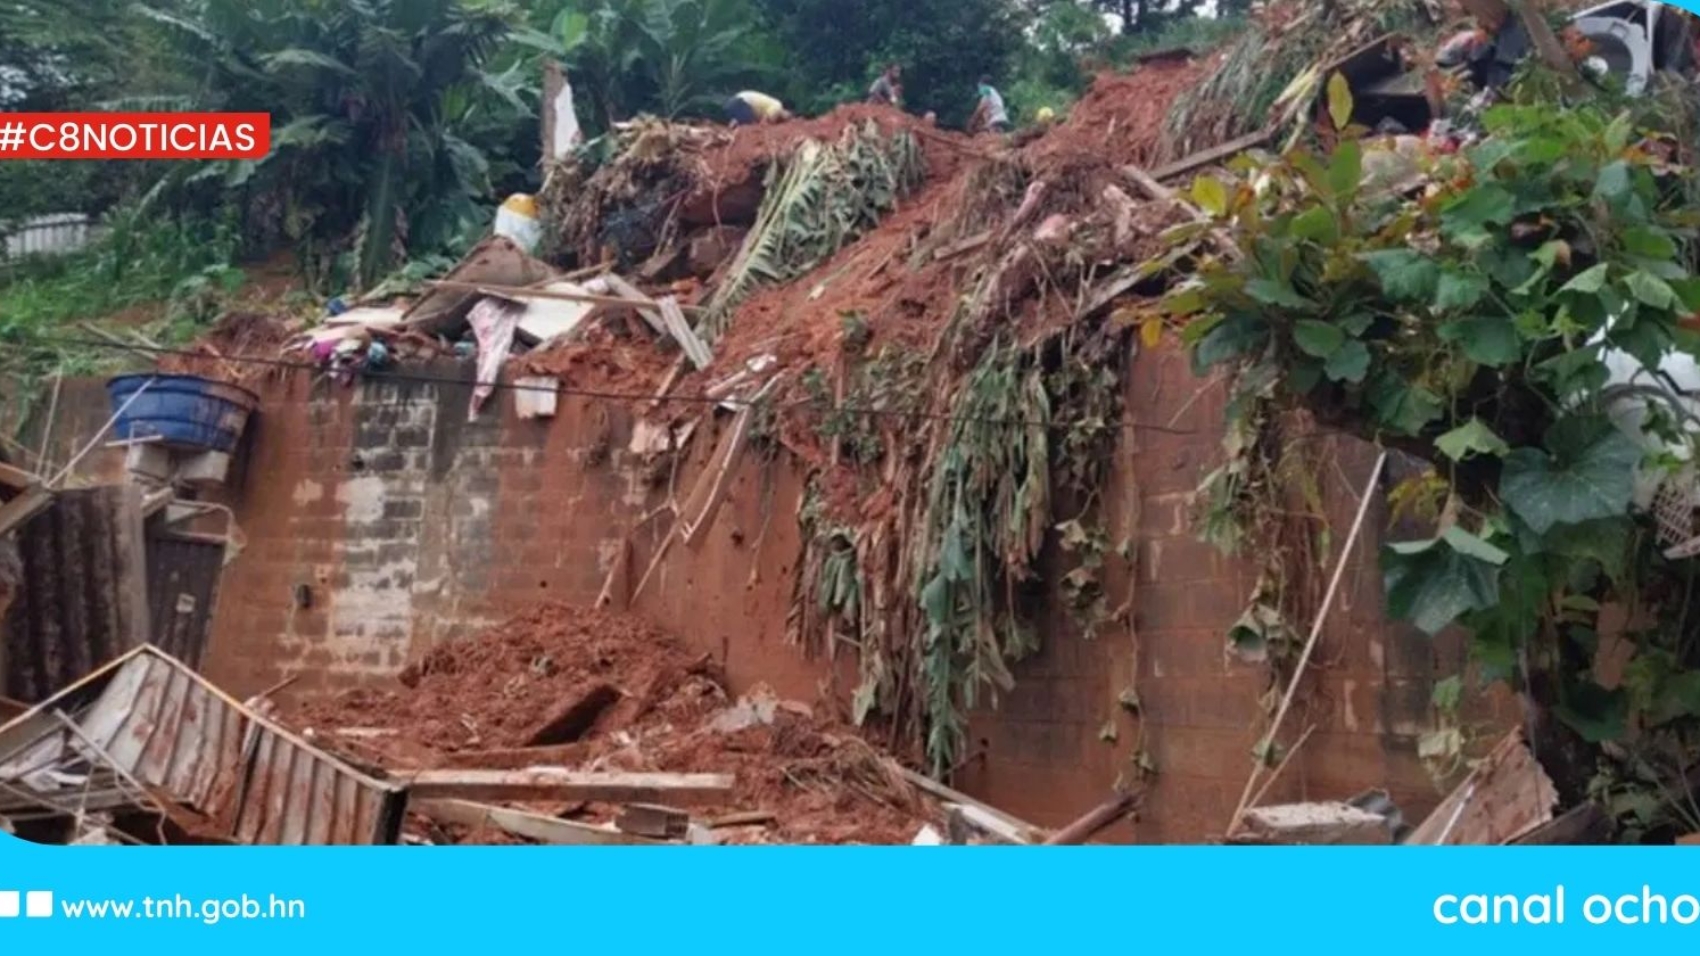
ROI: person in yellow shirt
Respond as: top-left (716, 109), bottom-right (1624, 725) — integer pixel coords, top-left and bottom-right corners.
top-left (725, 91), bottom-right (791, 126)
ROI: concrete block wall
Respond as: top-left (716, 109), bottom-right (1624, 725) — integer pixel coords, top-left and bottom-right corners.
top-left (31, 350), bottom-right (1476, 840)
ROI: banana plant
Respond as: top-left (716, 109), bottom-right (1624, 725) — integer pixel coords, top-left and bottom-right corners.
top-left (518, 0), bottom-right (778, 130)
top-left (135, 0), bottom-right (524, 289)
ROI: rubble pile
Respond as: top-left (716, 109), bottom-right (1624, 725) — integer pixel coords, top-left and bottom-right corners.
top-left (289, 603), bottom-right (929, 845)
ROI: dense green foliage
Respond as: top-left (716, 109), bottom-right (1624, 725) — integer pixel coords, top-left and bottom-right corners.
top-left (519, 0), bottom-right (782, 131)
top-left (0, 0), bottom-right (1241, 356)
top-left (135, 0), bottom-right (530, 288)
top-left (1166, 71), bottom-right (1700, 837)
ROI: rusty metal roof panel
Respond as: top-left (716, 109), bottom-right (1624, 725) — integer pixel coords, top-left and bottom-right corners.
top-left (0, 646), bottom-right (405, 845)
top-left (2, 486), bottom-right (150, 702)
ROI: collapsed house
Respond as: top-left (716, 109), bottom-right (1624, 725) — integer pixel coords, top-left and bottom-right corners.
top-left (4, 0), bottom-right (1698, 845)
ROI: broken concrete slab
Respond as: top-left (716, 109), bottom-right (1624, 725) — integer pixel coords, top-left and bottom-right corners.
top-left (1234, 801), bottom-right (1394, 845)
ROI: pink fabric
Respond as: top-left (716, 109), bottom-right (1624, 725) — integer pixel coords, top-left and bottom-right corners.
top-left (467, 297), bottom-right (521, 421)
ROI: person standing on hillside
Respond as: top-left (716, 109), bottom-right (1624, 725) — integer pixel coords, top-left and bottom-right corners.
top-left (868, 64), bottom-right (903, 107)
top-left (968, 77), bottom-right (1009, 135)
top-left (725, 90), bottom-right (791, 126)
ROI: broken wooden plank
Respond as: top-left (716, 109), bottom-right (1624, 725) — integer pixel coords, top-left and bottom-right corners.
top-left (1405, 728), bottom-right (1557, 845)
top-left (601, 273), bottom-right (671, 336)
top-left (0, 484), bottom-right (53, 537)
top-left (594, 538), bottom-right (632, 610)
top-left (1233, 801), bottom-right (1392, 845)
top-left (617, 803), bottom-right (690, 839)
top-left (678, 408), bottom-right (753, 546)
top-left (395, 769), bottom-right (735, 804)
top-left (948, 803), bottom-right (1032, 845)
top-left (0, 462), bottom-right (39, 491)
top-left (1149, 127), bottom-right (1277, 183)
top-left (413, 799), bottom-right (669, 846)
top-left (658, 296), bottom-right (713, 370)
top-left (893, 764), bottom-right (1047, 842)
top-left (523, 684), bottom-right (621, 747)
top-left (648, 356), bottom-right (689, 411)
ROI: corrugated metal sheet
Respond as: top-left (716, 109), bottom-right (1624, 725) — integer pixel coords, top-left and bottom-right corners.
top-left (145, 531), bottom-right (225, 668)
top-left (1, 486), bottom-right (149, 701)
top-left (0, 646), bottom-right (405, 844)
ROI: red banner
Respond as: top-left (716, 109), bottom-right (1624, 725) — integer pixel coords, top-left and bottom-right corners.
top-left (0, 113), bottom-right (270, 160)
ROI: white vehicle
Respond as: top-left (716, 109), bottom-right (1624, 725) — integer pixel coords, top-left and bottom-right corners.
top-left (1570, 1), bottom-right (1696, 95)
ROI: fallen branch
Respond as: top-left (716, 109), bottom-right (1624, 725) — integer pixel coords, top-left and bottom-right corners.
top-left (1226, 452), bottom-right (1389, 835)
top-left (1043, 792), bottom-right (1139, 845)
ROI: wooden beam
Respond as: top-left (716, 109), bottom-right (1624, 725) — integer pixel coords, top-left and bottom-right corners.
top-left (1150, 127), bottom-right (1277, 183)
top-left (658, 296), bottom-right (713, 370)
top-left (894, 764), bottom-right (1046, 842)
top-left (425, 279), bottom-right (702, 314)
top-left (0, 462), bottom-right (39, 491)
top-left (395, 769), bottom-right (735, 804)
top-left (947, 803), bottom-right (1031, 845)
top-left (412, 799), bottom-right (670, 846)
top-left (0, 485), bottom-right (52, 537)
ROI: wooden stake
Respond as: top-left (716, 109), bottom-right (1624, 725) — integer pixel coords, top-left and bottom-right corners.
top-left (1242, 724), bottom-right (1317, 814)
top-left (48, 377), bottom-right (155, 488)
top-left (394, 769), bottom-right (734, 804)
top-left (1226, 452), bottom-right (1388, 835)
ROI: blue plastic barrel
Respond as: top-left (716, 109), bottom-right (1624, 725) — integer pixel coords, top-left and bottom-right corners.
top-left (105, 374), bottom-right (260, 453)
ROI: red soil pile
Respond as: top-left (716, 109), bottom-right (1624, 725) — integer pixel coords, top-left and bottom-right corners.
top-left (509, 313), bottom-right (682, 394)
top-left (701, 102), bottom-right (968, 193)
top-left (1022, 56), bottom-right (1218, 174)
top-left (286, 603), bottom-right (927, 844)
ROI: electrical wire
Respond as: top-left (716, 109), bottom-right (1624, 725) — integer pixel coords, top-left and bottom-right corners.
top-left (11, 333), bottom-right (1200, 436)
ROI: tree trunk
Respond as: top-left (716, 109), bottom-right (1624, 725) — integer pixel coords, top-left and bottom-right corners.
top-left (1507, 0), bottom-right (1580, 77)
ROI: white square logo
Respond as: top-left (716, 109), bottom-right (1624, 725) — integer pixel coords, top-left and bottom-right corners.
top-left (24, 891), bottom-right (51, 918)
top-left (0, 891), bottom-right (18, 918)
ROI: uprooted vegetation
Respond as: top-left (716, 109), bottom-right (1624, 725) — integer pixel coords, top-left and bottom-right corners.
top-left (1162, 62), bottom-right (1700, 841)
